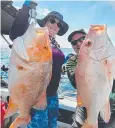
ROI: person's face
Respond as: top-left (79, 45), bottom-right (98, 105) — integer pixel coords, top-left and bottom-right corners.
top-left (71, 33), bottom-right (86, 54)
top-left (45, 17), bottom-right (62, 38)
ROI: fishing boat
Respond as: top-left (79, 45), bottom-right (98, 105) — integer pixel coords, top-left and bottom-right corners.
top-left (1, 1), bottom-right (115, 128)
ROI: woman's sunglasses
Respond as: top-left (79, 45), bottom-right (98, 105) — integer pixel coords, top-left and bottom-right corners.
top-left (48, 17), bottom-right (63, 28)
top-left (71, 36), bottom-right (85, 46)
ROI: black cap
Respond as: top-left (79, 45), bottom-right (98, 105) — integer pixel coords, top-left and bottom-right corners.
top-left (68, 29), bottom-right (86, 42)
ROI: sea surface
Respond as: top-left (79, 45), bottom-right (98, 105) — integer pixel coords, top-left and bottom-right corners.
top-left (0, 48), bottom-right (76, 98)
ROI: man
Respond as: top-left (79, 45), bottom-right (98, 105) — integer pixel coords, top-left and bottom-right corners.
top-left (66, 29), bottom-right (107, 128)
top-left (66, 29), bottom-right (87, 128)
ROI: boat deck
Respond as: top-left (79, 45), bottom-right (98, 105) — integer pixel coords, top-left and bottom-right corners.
top-left (1, 88), bottom-right (115, 128)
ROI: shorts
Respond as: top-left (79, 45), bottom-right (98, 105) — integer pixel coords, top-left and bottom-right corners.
top-left (27, 95), bottom-right (59, 128)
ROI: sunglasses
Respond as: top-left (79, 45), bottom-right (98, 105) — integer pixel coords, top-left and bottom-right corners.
top-left (71, 36), bottom-right (85, 46)
top-left (48, 17), bottom-right (63, 28)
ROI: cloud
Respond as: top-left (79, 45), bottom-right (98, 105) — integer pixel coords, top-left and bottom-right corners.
top-left (36, 8), bottom-right (50, 19)
top-left (56, 35), bottom-right (71, 48)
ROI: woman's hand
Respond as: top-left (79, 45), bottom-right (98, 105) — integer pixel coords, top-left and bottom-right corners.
top-left (24, 0), bottom-right (38, 9)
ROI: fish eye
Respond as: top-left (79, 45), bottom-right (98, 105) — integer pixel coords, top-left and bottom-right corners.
top-left (88, 41), bottom-right (92, 45)
top-left (85, 41), bottom-right (92, 47)
top-left (44, 45), bottom-right (48, 50)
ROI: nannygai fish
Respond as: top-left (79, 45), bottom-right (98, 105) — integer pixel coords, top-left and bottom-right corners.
top-left (75, 25), bottom-right (115, 128)
top-left (4, 23), bottom-right (52, 128)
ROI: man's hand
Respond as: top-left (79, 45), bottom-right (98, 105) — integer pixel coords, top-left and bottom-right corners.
top-left (62, 64), bottom-right (67, 74)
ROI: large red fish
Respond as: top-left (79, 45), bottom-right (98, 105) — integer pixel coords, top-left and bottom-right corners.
top-left (4, 23), bottom-right (52, 128)
top-left (75, 25), bottom-right (115, 128)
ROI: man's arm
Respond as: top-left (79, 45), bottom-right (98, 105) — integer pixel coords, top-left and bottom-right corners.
top-left (67, 71), bottom-right (76, 88)
top-left (66, 55), bottom-right (78, 89)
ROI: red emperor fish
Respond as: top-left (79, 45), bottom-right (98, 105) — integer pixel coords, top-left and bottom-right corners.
top-left (75, 25), bottom-right (115, 128)
top-left (4, 23), bottom-right (52, 128)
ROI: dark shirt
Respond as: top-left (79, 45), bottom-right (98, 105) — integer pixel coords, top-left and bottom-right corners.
top-left (9, 5), bottom-right (65, 96)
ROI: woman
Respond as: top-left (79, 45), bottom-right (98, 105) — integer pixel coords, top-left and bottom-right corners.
top-left (9, 1), bottom-right (69, 128)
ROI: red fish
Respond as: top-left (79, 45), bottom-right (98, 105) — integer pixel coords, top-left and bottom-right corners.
top-left (4, 23), bottom-right (52, 128)
top-left (75, 25), bottom-right (115, 128)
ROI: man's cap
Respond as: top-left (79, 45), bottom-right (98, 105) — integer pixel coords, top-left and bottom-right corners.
top-left (68, 29), bottom-right (86, 42)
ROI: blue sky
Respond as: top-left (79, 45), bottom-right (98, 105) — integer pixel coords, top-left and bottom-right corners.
top-left (2, 1), bottom-right (115, 48)
top-left (13, 1), bottom-right (115, 27)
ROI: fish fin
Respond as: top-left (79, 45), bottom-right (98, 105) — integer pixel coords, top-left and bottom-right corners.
top-left (100, 101), bottom-right (111, 123)
top-left (4, 98), bottom-right (18, 118)
top-left (15, 60), bottom-right (33, 70)
top-left (9, 115), bottom-right (31, 128)
top-left (13, 36), bottom-right (29, 62)
top-left (106, 59), bottom-right (115, 88)
top-left (77, 94), bottom-right (84, 107)
top-left (33, 92), bottom-right (47, 110)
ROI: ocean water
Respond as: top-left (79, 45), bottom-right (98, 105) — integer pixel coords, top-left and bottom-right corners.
top-left (0, 48), bottom-right (76, 98)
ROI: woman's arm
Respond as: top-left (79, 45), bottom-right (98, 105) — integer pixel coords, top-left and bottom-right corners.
top-left (9, 4), bottom-right (30, 41)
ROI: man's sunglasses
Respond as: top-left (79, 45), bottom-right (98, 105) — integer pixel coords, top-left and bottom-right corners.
top-left (48, 17), bottom-right (63, 28)
top-left (71, 36), bottom-right (85, 46)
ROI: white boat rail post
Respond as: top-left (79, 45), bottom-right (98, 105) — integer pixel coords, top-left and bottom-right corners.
top-left (1, 34), bottom-right (12, 49)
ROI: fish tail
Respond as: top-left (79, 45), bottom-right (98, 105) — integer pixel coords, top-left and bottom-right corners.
top-left (4, 98), bottom-right (18, 118)
top-left (9, 115), bottom-right (31, 128)
top-left (81, 120), bottom-right (98, 128)
top-left (100, 101), bottom-right (111, 123)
